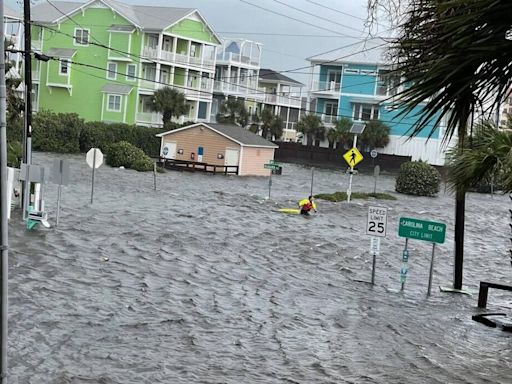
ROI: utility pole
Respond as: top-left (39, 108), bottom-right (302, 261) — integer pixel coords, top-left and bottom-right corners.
top-left (0, 1), bottom-right (10, 382)
top-left (23, 0), bottom-right (32, 165)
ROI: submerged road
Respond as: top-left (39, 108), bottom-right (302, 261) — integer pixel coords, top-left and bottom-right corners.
top-left (7, 152), bottom-right (512, 383)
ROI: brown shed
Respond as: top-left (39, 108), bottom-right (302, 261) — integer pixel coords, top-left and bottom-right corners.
top-left (156, 123), bottom-right (279, 176)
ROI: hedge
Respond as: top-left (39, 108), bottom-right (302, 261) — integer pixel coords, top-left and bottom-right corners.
top-left (32, 110), bottom-right (84, 153)
top-left (106, 141), bottom-right (154, 172)
top-left (395, 161), bottom-right (440, 196)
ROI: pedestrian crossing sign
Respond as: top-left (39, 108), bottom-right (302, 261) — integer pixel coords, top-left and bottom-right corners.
top-left (343, 147), bottom-right (363, 167)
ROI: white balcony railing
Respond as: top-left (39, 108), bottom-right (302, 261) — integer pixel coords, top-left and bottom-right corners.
top-left (142, 46), bottom-right (216, 71)
top-left (264, 94), bottom-right (301, 108)
top-left (321, 114), bottom-right (337, 125)
top-left (216, 51), bottom-right (260, 67)
top-left (312, 80), bottom-right (341, 93)
top-left (136, 112), bottom-right (163, 126)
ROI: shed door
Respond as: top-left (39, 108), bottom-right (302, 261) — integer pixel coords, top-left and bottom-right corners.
top-left (162, 141), bottom-right (176, 159)
top-left (225, 148), bottom-right (239, 166)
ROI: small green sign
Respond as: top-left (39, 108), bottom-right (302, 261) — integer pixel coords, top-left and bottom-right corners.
top-left (398, 217), bottom-right (446, 244)
top-left (264, 163), bottom-right (279, 170)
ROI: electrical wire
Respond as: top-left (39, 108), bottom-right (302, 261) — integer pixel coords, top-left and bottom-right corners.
top-left (305, 0), bottom-right (366, 21)
top-left (271, 0), bottom-right (365, 34)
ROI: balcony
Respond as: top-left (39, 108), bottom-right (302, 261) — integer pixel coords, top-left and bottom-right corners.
top-left (264, 94), bottom-right (301, 108)
top-left (142, 46), bottom-right (216, 71)
top-left (31, 40), bottom-right (42, 52)
top-left (321, 114), bottom-right (337, 125)
top-left (136, 112), bottom-right (163, 126)
top-left (216, 51), bottom-right (259, 67)
top-left (311, 80), bottom-right (341, 97)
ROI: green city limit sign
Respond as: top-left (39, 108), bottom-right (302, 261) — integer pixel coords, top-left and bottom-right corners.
top-left (398, 217), bottom-right (446, 244)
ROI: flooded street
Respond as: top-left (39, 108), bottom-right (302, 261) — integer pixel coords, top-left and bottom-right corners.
top-left (7, 152), bottom-right (512, 383)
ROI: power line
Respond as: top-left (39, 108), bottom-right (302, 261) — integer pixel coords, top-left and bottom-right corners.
top-left (305, 0), bottom-right (366, 21)
top-left (238, 0), bottom-right (362, 38)
top-left (272, 0), bottom-right (364, 34)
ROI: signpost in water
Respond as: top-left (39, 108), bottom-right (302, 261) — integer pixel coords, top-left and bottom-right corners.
top-left (264, 160), bottom-right (279, 199)
top-left (367, 206), bottom-right (388, 284)
top-left (86, 148), bottom-right (103, 204)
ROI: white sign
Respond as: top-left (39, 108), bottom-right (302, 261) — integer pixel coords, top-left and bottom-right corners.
top-left (367, 206), bottom-right (388, 237)
top-left (370, 149), bottom-right (378, 158)
top-left (86, 148), bottom-right (104, 169)
top-left (370, 236), bottom-right (381, 254)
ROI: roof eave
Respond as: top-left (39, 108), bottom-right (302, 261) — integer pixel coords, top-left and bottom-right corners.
top-left (163, 9), bottom-right (222, 45)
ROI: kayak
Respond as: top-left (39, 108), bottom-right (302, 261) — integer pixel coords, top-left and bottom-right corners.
top-left (278, 208), bottom-right (301, 214)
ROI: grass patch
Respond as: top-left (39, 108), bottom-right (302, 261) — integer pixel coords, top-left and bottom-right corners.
top-left (315, 191), bottom-right (397, 202)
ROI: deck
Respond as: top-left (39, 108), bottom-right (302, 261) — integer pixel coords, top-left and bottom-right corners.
top-left (160, 158), bottom-right (239, 175)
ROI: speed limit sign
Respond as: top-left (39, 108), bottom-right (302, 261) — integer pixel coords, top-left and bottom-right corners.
top-left (367, 206), bottom-right (388, 237)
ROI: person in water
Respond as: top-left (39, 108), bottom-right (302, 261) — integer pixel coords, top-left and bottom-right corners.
top-left (298, 195), bottom-right (317, 215)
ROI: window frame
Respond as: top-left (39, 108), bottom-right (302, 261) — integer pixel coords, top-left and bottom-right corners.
top-left (107, 62), bottom-right (117, 80)
top-left (107, 94), bottom-right (122, 112)
top-left (126, 64), bottom-right (137, 81)
top-left (74, 28), bottom-right (90, 46)
top-left (352, 103), bottom-right (379, 121)
top-left (59, 59), bottom-right (70, 75)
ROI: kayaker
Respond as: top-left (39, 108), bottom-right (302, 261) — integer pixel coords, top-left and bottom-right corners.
top-left (298, 195), bottom-right (317, 215)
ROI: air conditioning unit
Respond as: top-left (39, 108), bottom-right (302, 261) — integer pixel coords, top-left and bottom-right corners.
top-left (162, 143), bottom-right (174, 159)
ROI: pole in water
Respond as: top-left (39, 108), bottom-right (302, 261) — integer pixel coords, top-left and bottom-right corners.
top-left (91, 149), bottom-right (96, 204)
top-left (153, 162), bottom-right (157, 191)
top-left (371, 252), bottom-right (377, 285)
top-left (427, 243), bottom-right (436, 296)
top-left (56, 184), bottom-right (62, 227)
top-left (310, 167), bottom-right (314, 196)
top-left (268, 172), bottom-right (272, 200)
top-left (400, 238), bottom-right (409, 291)
top-left (347, 167), bottom-right (353, 203)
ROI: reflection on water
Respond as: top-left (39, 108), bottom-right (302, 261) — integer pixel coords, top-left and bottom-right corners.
top-left (7, 152), bottom-right (512, 383)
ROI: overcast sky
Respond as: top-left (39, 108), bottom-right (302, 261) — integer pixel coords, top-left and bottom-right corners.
top-left (9, 0), bottom-right (377, 85)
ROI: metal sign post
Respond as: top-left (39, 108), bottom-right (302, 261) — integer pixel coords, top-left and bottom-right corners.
top-left (86, 148), bottom-right (104, 204)
top-left (268, 172), bottom-right (272, 200)
top-left (373, 165), bottom-right (380, 195)
top-left (427, 243), bottom-right (436, 296)
top-left (51, 159), bottom-right (70, 227)
top-left (310, 167), bottom-right (314, 196)
top-left (401, 239), bottom-right (409, 291)
top-left (153, 163), bottom-right (157, 191)
top-left (264, 160), bottom-right (279, 200)
top-left (343, 123), bottom-right (365, 203)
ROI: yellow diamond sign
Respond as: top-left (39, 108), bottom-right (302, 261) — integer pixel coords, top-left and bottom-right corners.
top-left (343, 147), bottom-right (363, 167)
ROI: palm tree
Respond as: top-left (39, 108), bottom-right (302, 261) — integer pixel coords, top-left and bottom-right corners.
top-left (259, 108), bottom-right (284, 140)
top-left (150, 87), bottom-right (190, 127)
top-left (360, 120), bottom-right (390, 151)
top-left (448, 121), bottom-right (512, 192)
top-left (333, 117), bottom-right (353, 149)
top-left (296, 114), bottom-right (324, 146)
top-left (217, 99), bottom-right (249, 127)
top-left (386, 0), bottom-right (512, 290)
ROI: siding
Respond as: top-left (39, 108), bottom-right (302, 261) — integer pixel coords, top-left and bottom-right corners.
top-left (240, 147), bottom-right (275, 176)
top-left (160, 126), bottom-right (241, 166)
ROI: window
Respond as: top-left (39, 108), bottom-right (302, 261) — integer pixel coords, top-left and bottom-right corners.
top-left (344, 68), bottom-right (359, 74)
top-left (74, 28), bottom-right (89, 45)
top-left (325, 102), bottom-right (338, 116)
top-left (377, 70), bottom-right (400, 96)
top-left (59, 59), bottom-right (69, 75)
top-left (353, 103), bottom-right (379, 121)
top-left (107, 95), bottom-right (122, 112)
top-left (107, 62), bottom-right (117, 80)
top-left (126, 64), bottom-right (136, 81)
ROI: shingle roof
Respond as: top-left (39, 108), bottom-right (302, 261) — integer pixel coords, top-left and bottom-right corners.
top-left (4, 5), bottom-right (22, 20)
top-left (259, 69), bottom-right (303, 86)
top-left (101, 84), bottom-right (133, 95)
top-left (156, 123), bottom-right (279, 148)
top-left (47, 48), bottom-right (77, 58)
top-left (31, 1), bottom-right (85, 23)
top-left (208, 124), bottom-right (279, 147)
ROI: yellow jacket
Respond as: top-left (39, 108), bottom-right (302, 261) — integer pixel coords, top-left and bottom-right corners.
top-left (298, 198), bottom-right (317, 210)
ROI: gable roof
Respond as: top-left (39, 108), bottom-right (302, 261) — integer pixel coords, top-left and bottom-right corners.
top-left (156, 123), bottom-right (279, 148)
top-left (4, 5), bottom-right (22, 20)
top-left (259, 69), bottom-right (303, 86)
top-left (31, 0), bottom-right (221, 44)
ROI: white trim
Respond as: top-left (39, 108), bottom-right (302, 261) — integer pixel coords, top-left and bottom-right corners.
top-left (344, 68), bottom-right (359, 74)
top-left (123, 95), bottom-right (128, 123)
top-left (107, 62), bottom-right (117, 80)
top-left (101, 93), bottom-right (105, 121)
top-left (128, 33), bottom-right (132, 56)
top-left (156, 123), bottom-right (279, 148)
top-left (73, 27), bottom-right (90, 47)
top-left (238, 145), bottom-right (243, 175)
top-left (126, 64), bottom-right (137, 81)
top-left (106, 94), bottom-right (122, 112)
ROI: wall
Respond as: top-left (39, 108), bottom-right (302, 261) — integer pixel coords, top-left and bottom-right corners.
top-left (240, 147), bottom-right (275, 176)
top-left (160, 126), bottom-right (240, 166)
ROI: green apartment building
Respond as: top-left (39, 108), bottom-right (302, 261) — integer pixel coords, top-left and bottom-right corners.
top-left (31, 0), bottom-right (221, 126)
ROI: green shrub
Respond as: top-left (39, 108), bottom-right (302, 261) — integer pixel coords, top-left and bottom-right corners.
top-left (106, 141), bottom-right (154, 172)
top-left (395, 161), bottom-right (440, 196)
top-left (32, 110), bottom-right (83, 153)
top-left (7, 117), bottom-right (23, 144)
top-left (80, 122), bottom-right (166, 157)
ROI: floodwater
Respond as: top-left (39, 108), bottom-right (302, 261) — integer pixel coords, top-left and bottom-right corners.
top-left (7, 152), bottom-right (512, 383)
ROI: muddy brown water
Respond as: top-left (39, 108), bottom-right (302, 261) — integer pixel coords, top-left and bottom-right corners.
top-left (7, 152), bottom-right (512, 383)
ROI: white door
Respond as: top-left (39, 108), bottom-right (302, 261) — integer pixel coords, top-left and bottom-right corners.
top-left (162, 141), bottom-right (176, 159)
top-left (225, 148), bottom-right (239, 166)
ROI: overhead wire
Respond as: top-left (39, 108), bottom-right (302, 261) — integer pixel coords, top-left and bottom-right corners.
top-left (305, 0), bottom-right (366, 21)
